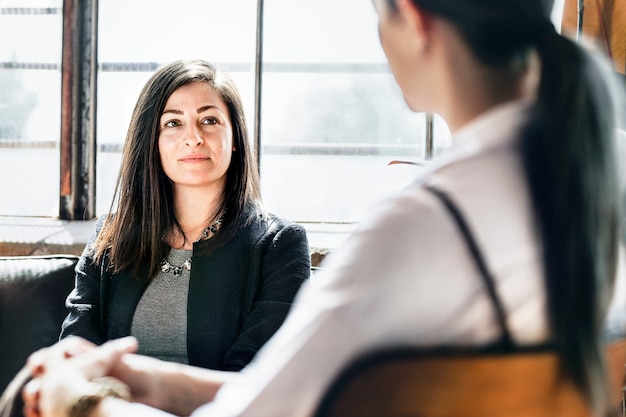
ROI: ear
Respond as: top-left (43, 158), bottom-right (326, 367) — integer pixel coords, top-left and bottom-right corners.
top-left (395, 0), bottom-right (434, 51)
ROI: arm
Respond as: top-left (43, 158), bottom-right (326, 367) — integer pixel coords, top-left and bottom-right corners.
top-left (24, 337), bottom-right (238, 417)
top-left (59, 220), bottom-right (107, 344)
top-left (221, 220), bottom-right (311, 370)
top-left (192, 191), bottom-right (469, 417)
top-left (109, 352), bottom-right (237, 415)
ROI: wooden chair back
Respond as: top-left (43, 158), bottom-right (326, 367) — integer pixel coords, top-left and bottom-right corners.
top-left (561, 0), bottom-right (626, 74)
top-left (314, 340), bottom-right (626, 417)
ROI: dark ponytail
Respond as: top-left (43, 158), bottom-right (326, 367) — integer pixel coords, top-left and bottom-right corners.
top-left (390, 0), bottom-right (622, 411)
top-left (522, 31), bottom-right (622, 414)
top-left (394, 0), bottom-right (622, 412)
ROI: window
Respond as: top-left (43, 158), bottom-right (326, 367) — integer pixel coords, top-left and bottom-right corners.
top-left (0, 1), bottom-right (62, 216)
top-left (260, 0), bottom-right (449, 224)
top-left (0, 0), bottom-right (451, 225)
top-left (96, 1), bottom-right (258, 215)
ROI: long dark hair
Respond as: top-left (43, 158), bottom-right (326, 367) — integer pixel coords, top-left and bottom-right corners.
top-left (93, 59), bottom-right (263, 279)
top-left (389, 0), bottom-right (623, 413)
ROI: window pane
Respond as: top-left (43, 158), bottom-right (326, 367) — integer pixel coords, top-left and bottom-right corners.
top-left (260, 72), bottom-right (426, 223)
top-left (0, 3), bottom-right (62, 216)
top-left (96, 0), bottom-right (258, 216)
top-left (98, 1), bottom-right (257, 64)
top-left (260, 0), bottom-right (433, 223)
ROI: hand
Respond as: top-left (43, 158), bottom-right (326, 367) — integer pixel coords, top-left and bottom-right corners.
top-left (22, 337), bottom-right (138, 417)
top-left (22, 337), bottom-right (97, 417)
top-left (26, 337), bottom-right (97, 378)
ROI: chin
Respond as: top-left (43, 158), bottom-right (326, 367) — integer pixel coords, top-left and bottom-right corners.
top-left (404, 98), bottom-right (423, 113)
top-left (403, 94), bottom-right (432, 114)
top-left (400, 92), bottom-right (417, 112)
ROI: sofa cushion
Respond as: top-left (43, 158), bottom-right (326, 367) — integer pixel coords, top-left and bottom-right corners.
top-left (0, 255), bottom-right (77, 393)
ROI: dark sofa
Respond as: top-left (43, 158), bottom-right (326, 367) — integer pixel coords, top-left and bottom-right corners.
top-left (0, 255), bottom-right (78, 393)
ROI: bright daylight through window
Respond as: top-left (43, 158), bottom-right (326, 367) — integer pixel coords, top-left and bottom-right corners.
top-left (0, 0), bottom-right (451, 228)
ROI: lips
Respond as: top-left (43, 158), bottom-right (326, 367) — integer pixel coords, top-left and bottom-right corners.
top-left (180, 154), bottom-right (210, 162)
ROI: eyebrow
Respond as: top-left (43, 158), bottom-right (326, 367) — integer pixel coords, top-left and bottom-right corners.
top-left (161, 104), bottom-right (221, 117)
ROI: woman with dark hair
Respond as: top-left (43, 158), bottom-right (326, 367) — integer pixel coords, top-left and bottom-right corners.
top-left (19, 2), bottom-right (626, 417)
top-left (60, 58), bottom-right (311, 370)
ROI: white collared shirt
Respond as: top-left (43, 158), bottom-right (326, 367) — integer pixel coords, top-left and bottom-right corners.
top-left (195, 100), bottom-right (626, 417)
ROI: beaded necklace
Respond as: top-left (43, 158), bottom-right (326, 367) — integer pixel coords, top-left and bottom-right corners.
top-left (160, 212), bottom-right (224, 277)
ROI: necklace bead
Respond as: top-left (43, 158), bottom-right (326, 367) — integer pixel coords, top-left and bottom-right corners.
top-left (160, 258), bottom-right (191, 276)
top-left (160, 212), bottom-right (225, 276)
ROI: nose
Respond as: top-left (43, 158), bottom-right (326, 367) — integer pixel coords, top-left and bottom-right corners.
top-left (184, 125), bottom-right (204, 147)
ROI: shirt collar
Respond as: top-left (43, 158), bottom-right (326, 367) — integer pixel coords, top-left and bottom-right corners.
top-left (426, 99), bottom-right (534, 173)
top-left (453, 99), bottom-right (533, 149)
top-left (409, 99), bottom-right (534, 188)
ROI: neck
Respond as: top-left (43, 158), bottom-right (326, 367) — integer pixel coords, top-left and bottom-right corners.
top-left (168, 184), bottom-right (225, 249)
top-left (424, 21), bottom-right (539, 133)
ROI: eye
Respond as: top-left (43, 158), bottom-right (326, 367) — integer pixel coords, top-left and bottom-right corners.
top-left (163, 119), bottom-right (181, 128)
top-left (202, 117), bottom-right (218, 125)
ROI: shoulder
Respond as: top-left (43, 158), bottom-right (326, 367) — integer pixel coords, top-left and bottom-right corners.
top-left (238, 202), bottom-right (303, 234)
top-left (324, 184), bottom-right (456, 270)
top-left (302, 184), bottom-right (461, 304)
top-left (267, 213), bottom-right (306, 233)
top-left (81, 214), bottom-right (110, 258)
top-left (361, 183), bottom-right (453, 238)
top-left (246, 211), bottom-right (308, 244)
top-left (227, 206), bottom-right (309, 262)
top-left (94, 214), bottom-right (110, 233)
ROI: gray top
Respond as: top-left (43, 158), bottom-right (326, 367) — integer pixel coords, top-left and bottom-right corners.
top-left (131, 248), bottom-right (191, 364)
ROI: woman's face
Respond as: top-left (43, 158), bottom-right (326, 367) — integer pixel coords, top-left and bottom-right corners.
top-left (158, 81), bottom-right (233, 192)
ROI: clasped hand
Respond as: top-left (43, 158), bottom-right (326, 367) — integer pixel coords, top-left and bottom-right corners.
top-left (22, 337), bottom-right (140, 417)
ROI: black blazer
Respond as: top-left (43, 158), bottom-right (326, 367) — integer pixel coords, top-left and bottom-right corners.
top-left (60, 210), bottom-right (311, 371)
